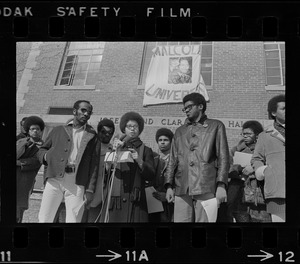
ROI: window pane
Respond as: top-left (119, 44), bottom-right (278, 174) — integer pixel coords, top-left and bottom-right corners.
top-left (89, 62), bottom-right (101, 71)
top-left (201, 72), bottom-right (211, 86)
top-left (92, 49), bottom-right (105, 54)
top-left (264, 43), bottom-right (278, 50)
top-left (60, 78), bottom-right (69, 85)
top-left (265, 59), bottom-right (280, 67)
top-left (72, 79), bottom-right (85, 86)
top-left (62, 70), bottom-right (71, 78)
top-left (86, 72), bottom-right (99, 85)
top-left (91, 55), bottom-right (102, 62)
top-left (267, 76), bottom-right (281, 85)
top-left (279, 43), bottom-right (285, 51)
top-left (68, 50), bottom-right (78, 56)
top-left (266, 68), bottom-right (281, 76)
top-left (75, 63), bottom-right (89, 73)
top-left (78, 55), bottom-right (91, 62)
top-left (265, 50), bottom-right (279, 59)
top-left (73, 72), bottom-right (86, 80)
top-left (64, 62), bottom-right (74, 70)
top-left (202, 45), bottom-right (212, 57)
top-left (179, 42), bottom-right (189, 45)
top-left (66, 55), bottom-right (76, 63)
top-left (78, 49), bottom-right (93, 55)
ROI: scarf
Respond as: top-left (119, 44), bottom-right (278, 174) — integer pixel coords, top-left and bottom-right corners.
top-left (274, 121), bottom-right (285, 139)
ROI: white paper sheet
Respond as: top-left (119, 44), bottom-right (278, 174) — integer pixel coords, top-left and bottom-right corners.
top-left (145, 186), bottom-right (164, 214)
top-left (200, 197), bottom-right (218, 222)
top-left (233, 151), bottom-right (252, 167)
top-left (104, 151), bottom-right (134, 163)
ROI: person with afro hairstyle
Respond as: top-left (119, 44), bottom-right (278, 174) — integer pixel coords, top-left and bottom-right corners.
top-left (99, 112), bottom-right (155, 223)
top-left (251, 94), bottom-right (285, 222)
top-left (16, 116), bottom-right (45, 222)
top-left (222, 120), bottom-right (271, 223)
top-left (149, 128), bottom-right (174, 222)
top-left (16, 117), bottom-right (28, 141)
top-left (164, 92), bottom-right (230, 222)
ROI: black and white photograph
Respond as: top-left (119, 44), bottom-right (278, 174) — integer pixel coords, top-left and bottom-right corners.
top-left (15, 41), bottom-right (285, 224)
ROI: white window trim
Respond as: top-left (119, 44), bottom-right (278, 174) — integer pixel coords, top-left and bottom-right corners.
top-left (264, 42), bottom-right (285, 90)
top-left (53, 85), bottom-right (96, 90)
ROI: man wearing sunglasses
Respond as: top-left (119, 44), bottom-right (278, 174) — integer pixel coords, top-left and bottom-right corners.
top-left (83, 118), bottom-right (115, 222)
top-left (164, 92), bottom-right (230, 222)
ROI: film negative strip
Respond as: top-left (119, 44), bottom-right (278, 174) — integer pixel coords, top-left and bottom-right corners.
top-left (1, 0), bottom-right (300, 263)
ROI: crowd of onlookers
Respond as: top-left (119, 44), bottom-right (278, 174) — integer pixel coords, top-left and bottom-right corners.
top-left (16, 93), bottom-right (285, 223)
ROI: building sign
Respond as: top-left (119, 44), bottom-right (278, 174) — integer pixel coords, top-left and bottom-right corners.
top-left (143, 44), bottom-right (209, 106)
top-left (17, 115), bottom-right (273, 130)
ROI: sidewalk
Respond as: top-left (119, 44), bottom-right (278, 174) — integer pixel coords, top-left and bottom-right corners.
top-left (22, 192), bottom-right (42, 223)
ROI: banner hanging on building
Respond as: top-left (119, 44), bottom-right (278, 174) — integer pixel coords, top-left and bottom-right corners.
top-left (143, 44), bottom-right (209, 106)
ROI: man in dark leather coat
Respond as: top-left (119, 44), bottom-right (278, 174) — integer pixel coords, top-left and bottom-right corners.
top-left (164, 93), bottom-right (230, 222)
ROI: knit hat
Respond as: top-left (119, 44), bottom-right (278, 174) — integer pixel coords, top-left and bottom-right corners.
top-left (97, 118), bottom-right (115, 134)
top-left (23, 116), bottom-right (45, 133)
top-left (155, 128), bottom-right (174, 143)
top-left (119, 112), bottom-right (144, 134)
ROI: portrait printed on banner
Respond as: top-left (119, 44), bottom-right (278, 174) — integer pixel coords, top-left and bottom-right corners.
top-left (168, 57), bottom-right (193, 84)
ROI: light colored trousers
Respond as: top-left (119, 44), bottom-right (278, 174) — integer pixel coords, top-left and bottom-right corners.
top-left (174, 193), bottom-right (215, 222)
top-left (38, 172), bottom-right (85, 223)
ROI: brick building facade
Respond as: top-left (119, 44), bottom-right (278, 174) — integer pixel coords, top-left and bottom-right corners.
top-left (16, 41), bottom-right (285, 152)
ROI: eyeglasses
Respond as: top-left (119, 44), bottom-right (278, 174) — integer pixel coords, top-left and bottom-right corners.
top-left (29, 127), bottom-right (41, 131)
top-left (100, 129), bottom-right (114, 136)
top-left (240, 132), bottom-right (254, 137)
top-left (126, 125), bottom-right (139, 130)
top-left (182, 104), bottom-right (196, 113)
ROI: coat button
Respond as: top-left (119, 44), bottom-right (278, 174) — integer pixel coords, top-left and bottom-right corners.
top-left (190, 146), bottom-right (195, 151)
top-left (68, 139), bottom-right (70, 141)
top-left (192, 134), bottom-right (196, 137)
top-left (64, 149), bottom-right (68, 152)
top-left (189, 161), bottom-right (194, 166)
top-left (61, 158), bottom-right (64, 162)
top-left (122, 198), bottom-right (127, 203)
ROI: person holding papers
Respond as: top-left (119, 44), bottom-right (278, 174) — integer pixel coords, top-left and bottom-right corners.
top-left (164, 93), bottom-right (229, 222)
top-left (226, 121), bottom-right (271, 222)
top-left (251, 95), bottom-right (285, 222)
top-left (99, 112), bottom-right (155, 222)
top-left (149, 128), bottom-right (175, 222)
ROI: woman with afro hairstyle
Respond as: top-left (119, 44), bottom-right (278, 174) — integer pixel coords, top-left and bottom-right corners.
top-left (99, 112), bottom-right (155, 222)
top-left (224, 120), bottom-right (271, 223)
top-left (16, 116), bottom-right (45, 222)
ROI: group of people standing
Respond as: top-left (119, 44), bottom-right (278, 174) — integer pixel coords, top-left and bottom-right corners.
top-left (16, 93), bottom-right (285, 223)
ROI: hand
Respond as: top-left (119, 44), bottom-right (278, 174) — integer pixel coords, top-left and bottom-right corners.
top-left (242, 165), bottom-right (254, 176)
top-left (153, 191), bottom-right (167, 202)
top-left (113, 138), bottom-right (123, 150)
top-left (166, 188), bottom-right (175, 203)
top-left (85, 192), bottom-right (94, 209)
top-left (232, 164), bottom-right (243, 173)
top-left (215, 186), bottom-right (227, 208)
top-left (128, 148), bottom-right (139, 160)
top-left (16, 160), bottom-right (22, 166)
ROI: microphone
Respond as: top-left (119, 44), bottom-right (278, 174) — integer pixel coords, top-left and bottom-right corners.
top-left (113, 134), bottom-right (131, 150)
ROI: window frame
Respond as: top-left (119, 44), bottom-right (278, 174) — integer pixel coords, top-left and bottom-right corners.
top-left (54, 42), bottom-right (105, 90)
top-left (264, 41), bottom-right (285, 91)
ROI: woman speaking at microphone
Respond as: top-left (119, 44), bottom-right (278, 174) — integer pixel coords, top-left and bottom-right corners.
top-left (100, 111), bottom-right (155, 223)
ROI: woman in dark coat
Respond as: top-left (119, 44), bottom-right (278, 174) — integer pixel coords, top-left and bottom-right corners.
top-left (100, 112), bottom-right (155, 223)
top-left (16, 116), bottom-right (45, 222)
top-left (226, 120), bottom-right (271, 222)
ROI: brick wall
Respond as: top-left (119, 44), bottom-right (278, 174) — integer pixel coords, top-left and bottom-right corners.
top-left (17, 41), bottom-right (285, 151)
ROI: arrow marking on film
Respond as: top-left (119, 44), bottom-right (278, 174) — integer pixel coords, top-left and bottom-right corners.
top-left (247, 250), bottom-right (274, 261)
top-left (96, 250), bottom-right (122, 261)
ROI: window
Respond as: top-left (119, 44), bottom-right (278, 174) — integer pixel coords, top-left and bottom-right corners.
top-left (264, 42), bottom-right (285, 88)
top-left (57, 42), bottom-right (105, 87)
top-left (138, 42), bottom-right (213, 88)
top-left (48, 107), bottom-right (73, 115)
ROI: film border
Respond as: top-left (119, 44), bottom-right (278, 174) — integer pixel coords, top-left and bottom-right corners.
top-left (0, 0), bottom-right (299, 263)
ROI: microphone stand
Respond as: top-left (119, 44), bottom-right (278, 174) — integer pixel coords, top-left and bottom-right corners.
top-left (103, 148), bottom-right (119, 223)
